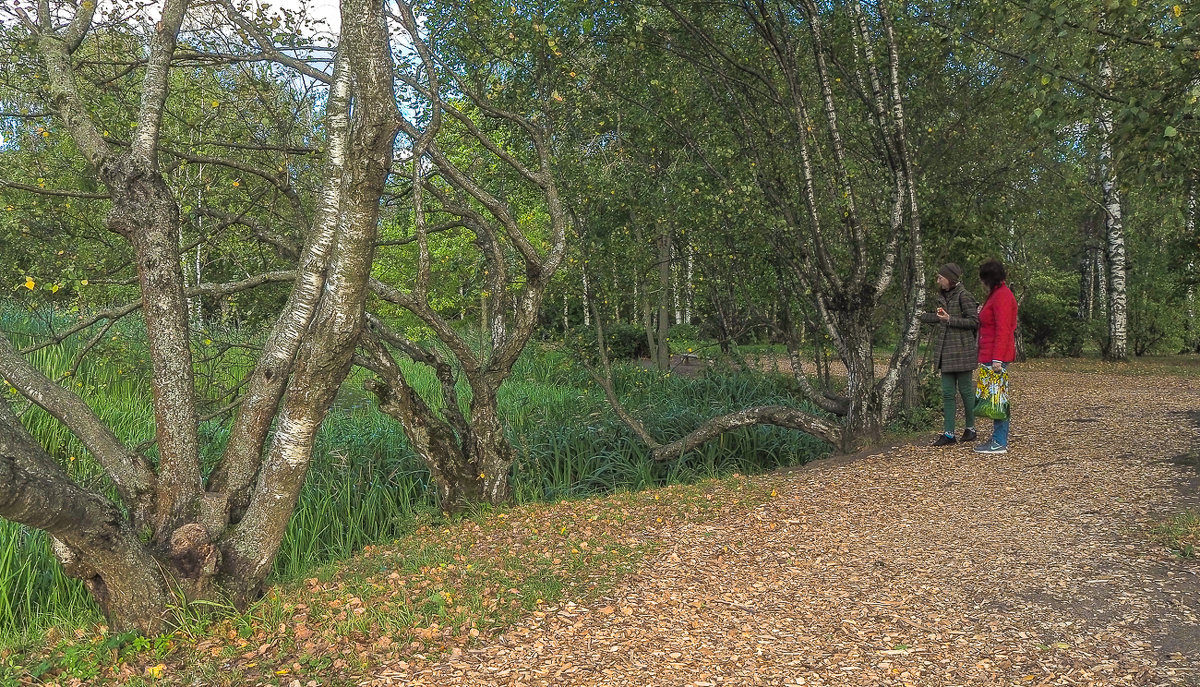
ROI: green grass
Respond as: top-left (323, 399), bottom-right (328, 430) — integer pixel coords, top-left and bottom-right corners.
top-left (1151, 510), bottom-right (1200, 558)
top-left (0, 306), bottom-right (832, 650)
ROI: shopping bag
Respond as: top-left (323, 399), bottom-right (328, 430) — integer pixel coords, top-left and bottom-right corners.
top-left (974, 366), bottom-right (1011, 420)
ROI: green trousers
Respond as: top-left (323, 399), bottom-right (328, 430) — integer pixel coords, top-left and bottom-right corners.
top-left (941, 370), bottom-right (976, 435)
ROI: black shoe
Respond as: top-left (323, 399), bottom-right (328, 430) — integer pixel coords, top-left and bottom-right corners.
top-left (931, 434), bottom-right (956, 446)
top-left (960, 428), bottom-right (978, 442)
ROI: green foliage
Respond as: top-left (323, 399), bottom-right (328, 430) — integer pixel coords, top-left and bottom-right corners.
top-left (1019, 270), bottom-right (1093, 357)
top-left (667, 322), bottom-right (700, 343)
top-left (563, 322), bottom-right (650, 361)
top-left (889, 370), bottom-right (943, 434)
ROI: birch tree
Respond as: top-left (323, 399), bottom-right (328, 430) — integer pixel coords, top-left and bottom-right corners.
top-left (1096, 40), bottom-right (1128, 360)
top-left (0, 0), bottom-right (398, 633)
top-left (628, 0), bottom-right (925, 442)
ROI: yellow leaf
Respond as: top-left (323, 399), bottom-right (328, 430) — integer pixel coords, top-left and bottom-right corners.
top-left (24, 277), bottom-right (35, 290)
top-left (80, 279), bottom-right (88, 286)
top-left (1174, 4), bottom-right (1182, 16)
top-left (212, 100), bottom-right (220, 107)
top-left (51, 284), bottom-right (60, 293)
top-left (146, 663), bottom-right (166, 678)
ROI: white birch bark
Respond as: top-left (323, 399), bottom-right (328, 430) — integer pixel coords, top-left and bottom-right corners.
top-left (684, 244), bottom-right (693, 324)
top-left (1187, 182), bottom-right (1197, 346)
top-left (612, 274), bottom-right (620, 322)
top-left (582, 270), bottom-right (591, 326)
top-left (672, 242), bottom-right (682, 324)
top-left (1097, 41), bottom-right (1127, 360)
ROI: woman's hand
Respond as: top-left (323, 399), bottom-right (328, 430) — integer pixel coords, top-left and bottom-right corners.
top-left (936, 307), bottom-right (949, 322)
top-left (991, 360), bottom-right (1003, 372)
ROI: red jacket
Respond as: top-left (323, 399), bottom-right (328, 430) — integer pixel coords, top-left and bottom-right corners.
top-left (978, 282), bottom-right (1018, 364)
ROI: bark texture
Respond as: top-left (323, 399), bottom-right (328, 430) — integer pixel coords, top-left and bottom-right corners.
top-left (0, 0), bottom-right (397, 633)
top-left (1097, 41), bottom-right (1128, 361)
top-left (359, 0), bottom-right (568, 511)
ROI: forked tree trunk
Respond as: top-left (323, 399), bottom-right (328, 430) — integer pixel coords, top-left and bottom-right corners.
top-left (358, 0), bottom-right (568, 514)
top-left (365, 368), bottom-right (514, 507)
top-left (0, 0), bottom-right (397, 634)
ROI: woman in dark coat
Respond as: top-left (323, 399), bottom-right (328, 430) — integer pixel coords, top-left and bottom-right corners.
top-left (974, 259), bottom-right (1018, 454)
top-left (919, 263), bottom-right (980, 446)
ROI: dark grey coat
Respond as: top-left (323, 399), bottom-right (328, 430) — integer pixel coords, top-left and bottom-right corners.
top-left (919, 283), bottom-right (980, 373)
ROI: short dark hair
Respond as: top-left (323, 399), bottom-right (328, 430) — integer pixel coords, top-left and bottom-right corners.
top-left (979, 259), bottom-right (1006, 288)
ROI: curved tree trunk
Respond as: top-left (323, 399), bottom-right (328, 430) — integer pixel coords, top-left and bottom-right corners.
top-left (361, 333), bottom-right (515, 512)
top-left (0, 401), bottom-right (172, 632)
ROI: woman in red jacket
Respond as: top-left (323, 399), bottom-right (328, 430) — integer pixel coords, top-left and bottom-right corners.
top-left (975, 259), bottom-right (1018, 454)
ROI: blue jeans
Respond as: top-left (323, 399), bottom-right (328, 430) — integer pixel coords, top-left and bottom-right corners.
top-left (989, 363), bottom-right (1010, 446)
top-left (992, 417), bottom-right (1009, 446)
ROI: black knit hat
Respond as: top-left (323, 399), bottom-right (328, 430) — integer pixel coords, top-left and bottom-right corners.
top-left (938, 263), bottom-right (962, 283)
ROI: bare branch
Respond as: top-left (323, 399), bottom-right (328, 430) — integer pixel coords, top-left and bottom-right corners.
top-left (580, 271), bottom-right (663, 450)
top-left (374, 220), bottom-right (466, 247)
top-left (210, 0), bottom-right (333, 82)
top-left (18, 272), bottom-right (297, 355)
top-left (190, 206), bottom-right (300, 260)
top-left (0, 178), bottom-right (109, 199)
top-left (159, 144), bottom-right (302, 208)
top-left (369, 277), bottom-right (479, 371)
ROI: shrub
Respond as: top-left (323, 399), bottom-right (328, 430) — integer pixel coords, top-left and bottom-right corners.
top-left (564, 323), bottom-right (649, 361)
top-left (1018, 270), bottom-right (1093, 357)
top-left (667, 322), bottom-right (700, 342)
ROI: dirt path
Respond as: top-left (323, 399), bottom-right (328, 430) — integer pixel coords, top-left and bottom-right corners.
top-left (368, 362), bottom-right (1200, 687)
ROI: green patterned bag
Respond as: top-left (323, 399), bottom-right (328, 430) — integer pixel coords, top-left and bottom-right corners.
top-left (974, 366), bottom-right (1011, 420)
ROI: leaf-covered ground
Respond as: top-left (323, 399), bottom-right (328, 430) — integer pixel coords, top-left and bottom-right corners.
top-left (9, 358), bottom-right (1200, 686)
top-left (366, 359), bottom-right (1200, 686)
